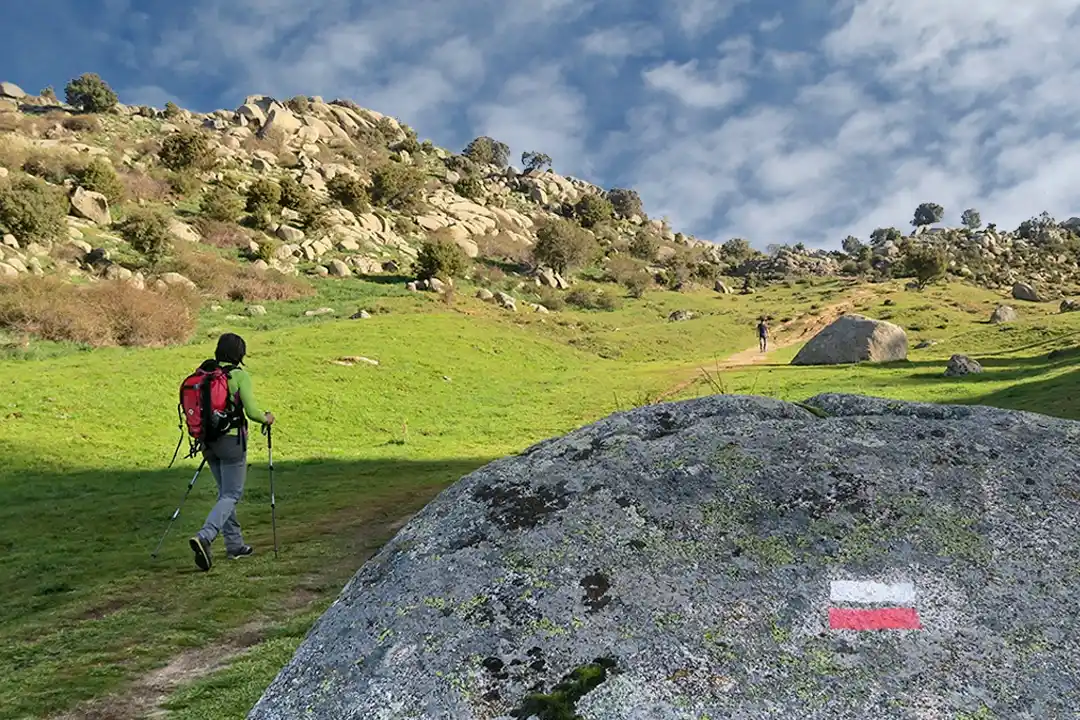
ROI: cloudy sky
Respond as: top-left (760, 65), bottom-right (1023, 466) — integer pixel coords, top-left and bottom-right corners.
top-left (4, 0), bottom-right (1080, 249)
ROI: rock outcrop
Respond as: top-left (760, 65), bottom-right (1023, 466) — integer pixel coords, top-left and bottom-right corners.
top-left (790, 314), bottom-right (908, 366)
top-left (247, 393), bottom-right (1080, 720)
top-left (944, 354), bottom-right (983, 376)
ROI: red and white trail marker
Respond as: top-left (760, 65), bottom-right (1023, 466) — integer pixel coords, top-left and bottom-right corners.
top-left (828, 580), bottom-right (923, 630)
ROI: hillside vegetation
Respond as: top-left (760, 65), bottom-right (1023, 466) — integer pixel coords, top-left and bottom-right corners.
top-left (3, 73), bottom-right (1080, 720)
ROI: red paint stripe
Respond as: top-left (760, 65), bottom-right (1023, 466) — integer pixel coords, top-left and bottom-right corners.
top-left (829, 607), bottom-right (922, 630)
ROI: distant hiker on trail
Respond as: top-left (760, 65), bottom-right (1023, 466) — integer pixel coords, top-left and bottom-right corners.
top-left (757, 319), bottom-right (769, 352)
top-left (188, 332), bottom-right (274, 572)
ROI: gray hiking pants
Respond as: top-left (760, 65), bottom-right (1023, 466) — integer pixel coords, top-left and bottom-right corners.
top-left (197, 433), bottom-right (247, 552)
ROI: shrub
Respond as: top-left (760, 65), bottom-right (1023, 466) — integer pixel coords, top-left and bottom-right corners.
top-left (21, 151), bottom-right (79, 184)
top-left (533, 217), bottom-right (600, 275)
top-left (396, 136), bottom-right (421, 154)
top-left (628, 229), bottom-right (659, 261)
top-left (199, 184), bottom-right (245, 222)
top-left (369, 163), bottom-right (425, 211)
top-left (159, 129), bottom-right (216, 172)
top-left (606, 256), bottom-right (651, 297)
top-left (74, 158), bottom-right (125, 203)
top-left (326, 173), bottom-right (370, 214)
top-left (607, 188), bottom-right (644, 218)
top-left (573, 194), bottom-right (614, 228)
top-left (476, 231), bottom-right (531, 265)
top-left (193, 218), bottom-right (251, 250)
top-left (167, 170), bottom-right (201, 197)
top-left (62, 115), bottom-right (101, 133)
top-left (905, 244), bottom-right (948, 288)
top-left (566, 287), bottom-right (621, 311)
top-left (119, 208), bottom-right (173, 267)
top-left (414, 233), bottom-right (469, 281)
top-left (0, 174), bottom-right (68, 242)
top-left (534, 286), bottom-right (565, 311)
top-left (286, 95), bottom-right (311, 114)
top-left (245, 178), bottom-right (282, 213)
top-left (374, 117), bottom-right (401, 144)
top-left (463, 136), bottom-right (510, 167)
top-left (64, 73), bottom-right (118, 113)
top-left (169, 245), bottom-right (314, 302)
top-left (870, 227), bottom-right (902, 246)
top-left (454, 176), bottom-right (483, 200)
top-left (0, 275), bottom-right (197, 347)
top-left (277, 176), bottom-right (315, 214)
top-left (164, 101), bottom-right (183, 118)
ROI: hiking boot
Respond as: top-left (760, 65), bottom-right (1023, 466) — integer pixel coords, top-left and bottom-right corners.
top-left (189, 535), bottom-right (213, 572)
top-left (227, 544), bottom-right (254, 560)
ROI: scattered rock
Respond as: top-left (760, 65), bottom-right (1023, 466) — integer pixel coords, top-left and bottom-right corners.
top-left (668, 310), bottom-right (695, 322)
top-left (158, 272), bottom-right (196, 290)
top-left (476, 288), bottom-right (494, 301)
top-left (69, 187), bottom-right (111, 225)
top-left (429, 277), bottom-right (448, 293)
top-left (169, 219), bottom-right (201, 243)
top-left (246, 305), bottom-right (267, 316)
top-left (332, 356), bottom-right (379, 367)
top-left (990, 305), bottom-right (1018, 324)
top-left (0, 262), bottom-right (18, 278)
top-left (944, 354), bottom-right (983, 376)
top-left (2, 234), bottom-right (17, 248)
top-left (328, 259), bottom-right (352, 277)
top-left (914, 340), bottom-right (937, 350)
top-left (1011, 282), bottom-right (1042, 302)
top-left (714, 280), bottom-right (731, 294)
top-left (349, 310), bottom-right (372, 320)
top-left (494, 291), bottom-right (517, 311)
top-left (791, 313), bottom-right (908, 365)
top-left (247, 393), bottom-right (1080, 720)
top-left (304, 307), bottom-right (335, 317)
top-left (277, 225), bottom-right (305, 243)
top-left (1060, 299), bottom-right (1080, 313)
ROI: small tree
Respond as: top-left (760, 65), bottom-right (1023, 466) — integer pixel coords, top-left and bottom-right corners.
top-left (326, 173), bottom-right (370, 214)
top-left (960, 208), bottom-right (981, 230)
top-left (628, 228), bottom-right (659, 261)
top-left (606, 187), bottom-right (644, 218)
top-left (462, 136), bottom-right (510, 167)
top-left (277, 176), bottom-right (315, 215)
top-left (163, 101), bottom-right (183, 118)
top-left (199, 184), bottom-right (245, 222)
top-left (521, 151), bottom-right (552, 173)
top-left (454, 176), bottom-right (483, 200)
top-left (912, 202), bottom-right (944, 228)
top-left (533, 217), bottom-right (600, 275)
top-left (0, 175), bottom-right (68, 242)
top-left (870, 227), bottom-right (902, 246)
top-left (119, 207), bottom-right (173, 268)
top-left (245, 178), bottom-right (282, 213)
top-left (40, 86), bottom-right (57, 101)
top-left (841, 235), bottom-right (864, 256)
top-left (160, 129), bottom-right (216, 172)
top-left (413, 234), bottom-right (469, 281)
top-left (906, 244), bottom-right (948, 289)
top-left (573, 194), bottom-right (614, 228)
top-left (369, 163), bottom-right (425, 211)
top-left (74, 158), bottom-right (125, 203)
top-left (64, 73), bottom-right (118, 113)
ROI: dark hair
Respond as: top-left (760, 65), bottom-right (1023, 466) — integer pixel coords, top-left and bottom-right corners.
top-left (215, 332), bottom-right (246, 365)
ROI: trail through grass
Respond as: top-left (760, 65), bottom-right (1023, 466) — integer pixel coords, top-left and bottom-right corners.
top-left (4, 277), bottom-right (1080, 719)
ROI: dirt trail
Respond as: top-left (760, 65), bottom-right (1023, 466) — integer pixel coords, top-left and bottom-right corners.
top-left (656, 289), bottom-right (875, 402)
top-left (50, 512), bottom-right (416, 720)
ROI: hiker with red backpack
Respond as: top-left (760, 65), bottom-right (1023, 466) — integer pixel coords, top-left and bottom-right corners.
top-left (172, 332), bottom-right (274, 572)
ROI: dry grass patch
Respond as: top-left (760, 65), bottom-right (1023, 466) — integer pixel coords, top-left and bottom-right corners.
top-left (169, 245), bottom-right (315, 302)
top-left (192, 218), bottom-right (254, 250)
top-left (477, 231), bottom-right (532, 265)
top-left (118, 169), bottom-right (172, 204)
top-left (0, 275), bottom-right (198, 347)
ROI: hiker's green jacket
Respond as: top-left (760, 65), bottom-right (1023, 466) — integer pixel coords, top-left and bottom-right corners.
top-left (228, 368), bottom-right (268, 424)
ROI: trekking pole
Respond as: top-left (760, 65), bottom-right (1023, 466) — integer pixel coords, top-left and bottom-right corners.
top-left (151, 458), bottom-right (206, 559)
top-left (263, 422), bottom-right (278, 558)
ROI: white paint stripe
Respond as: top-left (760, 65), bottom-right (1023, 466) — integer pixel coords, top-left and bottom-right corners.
top-left (830, 580), bottom-right (916, 605)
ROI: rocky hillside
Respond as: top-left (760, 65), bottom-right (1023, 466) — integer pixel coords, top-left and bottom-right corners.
top-left (2, 73), bottom-right (1080, 339)
top-left (0, 75), bottom-right (722, 309)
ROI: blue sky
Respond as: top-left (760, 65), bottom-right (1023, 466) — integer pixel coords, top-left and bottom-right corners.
top-left (4, 0), bottom-right (1080, 250)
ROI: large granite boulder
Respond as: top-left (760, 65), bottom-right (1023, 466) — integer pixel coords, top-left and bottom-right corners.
top-left (248, 394), bottom-right (1080, 720)
top-left (791, 314), bottom-right (908, 365)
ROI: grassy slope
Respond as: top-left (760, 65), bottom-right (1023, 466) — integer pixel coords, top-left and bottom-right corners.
top-left (3, 277), bottom-right (1080, 719)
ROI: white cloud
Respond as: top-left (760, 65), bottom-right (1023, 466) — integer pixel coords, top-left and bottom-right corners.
top-left (43, 0), bottom-right (1080, 251)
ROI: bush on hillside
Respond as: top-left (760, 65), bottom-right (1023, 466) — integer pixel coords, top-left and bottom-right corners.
top-left (413, 233), bottom-right (469, 281)
top-left (64, 73), bottom-right (118, 113)
top-left (463, 136), bottom-right (510, 167)
top-left (607, 187), bottom-right (644, 218)
top-left (533, 286), bottom-right (565, 311)
top-left (21, 151), bottom-right (79, 184)
top-left (870, 227), bottom-right (902, 246)
top-left (533, 217), bottom-right (600, 275)
top-left (369, 163), bottom-right (425, 211)
top-left (169, 245), bottom-right (314, 302)
top-left (326, 173), bottom-right (370, 214)
top-left (119, 207), bottom-right (173, 268)
top-left (0, 275), bottom-right (197, 347)
top-left (159, 130), bottom-right (216, 172)
top-left (573, 194), bottom-right (614, 228)
top-left (606, 256), bottom-right (651, 298)
top-left (0, 174), bottom-right (69, 242)
top-left (74, 157), bottom-right (125, 203)
top-left (454, 176), bottom-right (483, 200)
top-left (277, 176), bottom-right (317, 215)
top-left (245, 178), bottom-right (282, 211)
top-left (199, 184), bottom-right (245, 222)
top-left (628, 228), bottom-right (660, 261)
top-left (193, 218), bottom-right (251, 250)
top-left (167, 170), bottom-right (202, 197)
top-left (912, 202), bottom-right (944, 228)
top-left (566, 287), bottom-right (621, 311)
top-left (62, 115), bottom-right (101, 133)
top-left (905, 244), bottom-right (948, 289)
top-left (119, 169), bottom-right (171, 204)
top-left (164, 101), bottom-right (183, 119)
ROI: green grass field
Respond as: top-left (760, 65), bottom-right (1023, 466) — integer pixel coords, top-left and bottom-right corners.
top-left (3, 276), bottom-right (1080, 719)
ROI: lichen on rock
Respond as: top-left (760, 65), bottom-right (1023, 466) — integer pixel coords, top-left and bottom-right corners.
top-left (247, 393), bottom-right (1080, 720)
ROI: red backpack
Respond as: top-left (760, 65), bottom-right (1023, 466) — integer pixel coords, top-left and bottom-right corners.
top-left (169, 361), bottom-right (243, 466)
